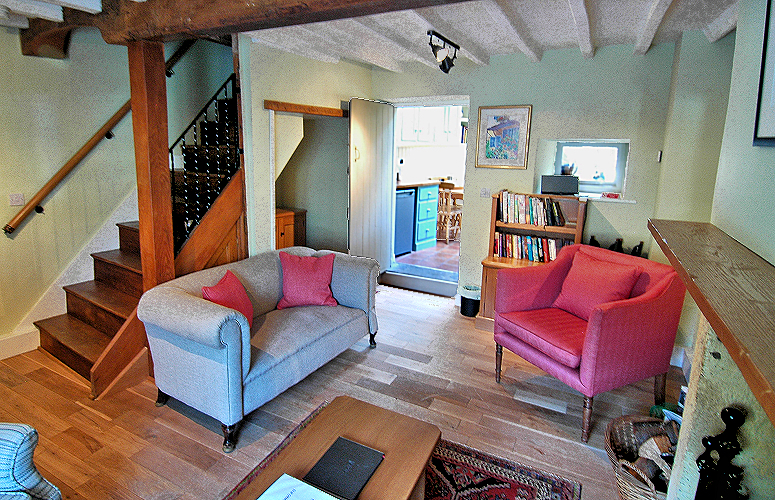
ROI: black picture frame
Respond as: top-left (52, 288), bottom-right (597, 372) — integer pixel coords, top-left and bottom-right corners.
top-left (755, 0), bottom-right (775, 145)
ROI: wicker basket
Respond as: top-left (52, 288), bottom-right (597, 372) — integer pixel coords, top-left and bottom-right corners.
top-left (604, 416), bottom-right (674, 500)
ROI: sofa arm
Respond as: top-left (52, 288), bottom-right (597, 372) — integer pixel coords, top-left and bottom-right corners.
top-left (326, 252), bottom-right (380, 334)
top-left (580, 272), bottom-right (686, 393)
top-left (137, 285), bottom-right (252, 376)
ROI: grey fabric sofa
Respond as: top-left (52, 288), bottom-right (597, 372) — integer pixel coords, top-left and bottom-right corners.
top-left (137, 247), bottom-right (379, 452)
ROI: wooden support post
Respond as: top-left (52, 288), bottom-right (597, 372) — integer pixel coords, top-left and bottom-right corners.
top-left (128, 40), bottom-right (175, 291)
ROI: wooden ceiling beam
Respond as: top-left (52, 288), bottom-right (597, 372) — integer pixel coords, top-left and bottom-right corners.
top-left (21, 0), bottom-right (469, 57)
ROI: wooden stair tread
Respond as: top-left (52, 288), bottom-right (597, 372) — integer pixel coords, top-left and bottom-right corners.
top-left (34, 314), bottom-right (112, 365)
top-left (117, 221), bottom-right (139, 231)
top-left (64, 280), bottom-right (139, 319)
top-left (92, 249), bottom-right (141, 273)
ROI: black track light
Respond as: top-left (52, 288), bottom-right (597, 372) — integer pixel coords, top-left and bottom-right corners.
top-left (427, 30), bottom-right (459, 74)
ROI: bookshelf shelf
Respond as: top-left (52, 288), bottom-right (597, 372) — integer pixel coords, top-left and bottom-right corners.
top-left (477, 192), bottom-right (586, 328)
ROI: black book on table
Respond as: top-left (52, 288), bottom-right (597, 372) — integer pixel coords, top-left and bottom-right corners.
top-left (302, 437), bottom-right (384, 500)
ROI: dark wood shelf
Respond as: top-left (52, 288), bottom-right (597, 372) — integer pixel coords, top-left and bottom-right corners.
top-left (648, 219), bottom-right (775, 425)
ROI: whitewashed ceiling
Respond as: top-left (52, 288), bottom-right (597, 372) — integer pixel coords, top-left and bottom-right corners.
top-left (3, 0), bottom-right (737, 73)
top-left (245, 0), bottom-right (738, 72)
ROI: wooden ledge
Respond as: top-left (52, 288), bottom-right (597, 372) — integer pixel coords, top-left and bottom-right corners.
top-left (648, 219), bottom-right (775, 426)
top-left (264, 100), bottom-right (348, 118)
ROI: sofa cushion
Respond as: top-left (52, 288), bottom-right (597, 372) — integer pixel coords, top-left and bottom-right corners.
top-left (552, 250), bottom-right (642, 320)
top-left (202, 270), bottom-right (254, 328)
top-left (498, 308), bottom-right (588, 369)
top-left (277, 252), bottom-right (338, 309)
top-left (246, 305), bottom-right (364, 384)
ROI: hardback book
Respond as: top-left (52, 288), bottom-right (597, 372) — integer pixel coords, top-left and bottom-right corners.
top-left (302, 437), bottom-right (384, 500)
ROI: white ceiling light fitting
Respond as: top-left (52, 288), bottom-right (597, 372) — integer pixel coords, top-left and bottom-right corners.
top-left (427, 29), bottom-right (459, 73)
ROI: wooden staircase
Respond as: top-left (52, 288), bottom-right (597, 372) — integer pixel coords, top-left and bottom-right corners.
top-left (35, 222), bottom-right (143, 383)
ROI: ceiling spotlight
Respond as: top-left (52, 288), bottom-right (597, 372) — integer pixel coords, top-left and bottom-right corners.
top-left (427, 30), bottom-right (459, 74)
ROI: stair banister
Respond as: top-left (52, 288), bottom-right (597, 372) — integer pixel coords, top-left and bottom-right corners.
top-left (3, 39), bottom-right (196, 236)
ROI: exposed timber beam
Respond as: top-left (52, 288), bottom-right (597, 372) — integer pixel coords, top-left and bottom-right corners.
top-left (22, 0), bottom-right (471, 57)
top-left (704, 2), bottom-right (737, 43)
top-left (634, 0), bottom-right (674, 55)
top-left (484, 0), bottom-right (542, 63)
top-left (353, 17), bottom-right (438, 69)
top-left (264, 100), bottom-right (348, 118)
top-left (566, 0), bottom-right (594, 59)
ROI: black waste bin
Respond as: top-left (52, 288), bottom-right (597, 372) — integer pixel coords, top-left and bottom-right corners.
top-left (460, 285), bottom-right (481, 318)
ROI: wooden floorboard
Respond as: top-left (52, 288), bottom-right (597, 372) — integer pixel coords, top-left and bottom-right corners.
top-left (1, 284), bottom-right (685, 499)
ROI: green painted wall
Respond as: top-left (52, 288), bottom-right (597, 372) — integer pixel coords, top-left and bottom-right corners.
top-left (240, 36), bottom-right (373, 254)
top-left (374, 43), bottom-right (677, 295)
top-left (667, 0), bottom-right (775, 496)
top-left (275, 116), bottom-right (350, 252)
top-left (0, 28), bottom-right (232, 341)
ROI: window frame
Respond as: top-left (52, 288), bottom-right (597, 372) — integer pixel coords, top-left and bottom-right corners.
top-left (554, 140), bottom-right (629, 194)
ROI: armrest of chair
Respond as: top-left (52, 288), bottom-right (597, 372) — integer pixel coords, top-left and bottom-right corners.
top-left (495, 251), bottom-right (574, 314)
top-left (579, 272), bottom-right (686, 393)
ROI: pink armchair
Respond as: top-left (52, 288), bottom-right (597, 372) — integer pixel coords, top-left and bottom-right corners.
top-left (494, 244), bottom-right (685, 442)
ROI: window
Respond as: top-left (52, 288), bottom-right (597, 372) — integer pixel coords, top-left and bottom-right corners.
top-left (554, 141), bottom-right (629, 194)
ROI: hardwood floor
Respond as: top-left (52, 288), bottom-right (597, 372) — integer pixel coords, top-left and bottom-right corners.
top-left (1, 285), bottom-right (684, 499)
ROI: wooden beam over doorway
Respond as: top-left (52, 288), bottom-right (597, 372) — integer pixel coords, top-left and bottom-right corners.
top-left (264, 100), bottom-right (349, 118)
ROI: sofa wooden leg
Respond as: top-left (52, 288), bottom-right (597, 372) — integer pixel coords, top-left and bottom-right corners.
top-left (155, 389), bottom-right (169, 407)
top-left (581, 396), bottom-right (593, 443)
top-left (495, 344), bottom-right (503, 383)
top-left (654, 372), bottom-right (667, 406)
top-left (222, 422), bottom-right (240, 453)
top-left (369, 333), bottom-right (377, 348)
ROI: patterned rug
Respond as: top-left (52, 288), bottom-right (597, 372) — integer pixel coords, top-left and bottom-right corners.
top-left (222, 403), bottom-right (582, 500)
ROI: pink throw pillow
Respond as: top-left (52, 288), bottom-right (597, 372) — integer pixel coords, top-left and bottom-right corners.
top-left (277, 252), bottom-right (338, 309)
top-left (552, 250), bottom-right (642, 320)
top-left (202, 270), bottom-right (254, 328)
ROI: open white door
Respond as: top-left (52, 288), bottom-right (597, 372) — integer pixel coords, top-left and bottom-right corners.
top-left (348, 98), bottom-right (395, 272)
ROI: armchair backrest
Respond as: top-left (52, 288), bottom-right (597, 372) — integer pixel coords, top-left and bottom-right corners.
top-left (557, 244), bottom-right (675, 298)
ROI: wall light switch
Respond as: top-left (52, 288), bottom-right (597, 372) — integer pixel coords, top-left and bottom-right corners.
top-left (480, 188), bottom-right (491, 198)
top-left (9, 193), bottom-right (24, 206)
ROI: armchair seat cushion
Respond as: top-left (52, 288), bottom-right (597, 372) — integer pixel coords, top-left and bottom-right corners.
top-left (497, 308), bottom-right (587, 369)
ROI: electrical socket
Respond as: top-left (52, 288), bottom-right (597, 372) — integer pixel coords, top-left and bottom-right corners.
top-left (9, 193), bottom-right (24, 206)
top-left (480, 187), bottom-right (491, 198)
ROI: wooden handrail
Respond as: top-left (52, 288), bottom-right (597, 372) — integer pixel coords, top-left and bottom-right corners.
top-left (4, 39), bottom-right (196, 235)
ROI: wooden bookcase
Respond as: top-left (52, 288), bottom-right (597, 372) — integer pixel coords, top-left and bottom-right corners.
top-left (477, 192), bottom-right (586, 329)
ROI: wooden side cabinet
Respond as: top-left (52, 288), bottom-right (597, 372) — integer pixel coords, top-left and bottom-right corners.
top-left (276, 208), bottom-right (306, 249)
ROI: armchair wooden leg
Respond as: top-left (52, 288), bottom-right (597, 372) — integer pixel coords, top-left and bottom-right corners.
top-left (581, 396), bottom-right (593, 443)
top-left (369, 333), bottom-right (377, 348)
top-left (221, 422), bottom-right (240, 453)
top-left (495, 343), bottom-right (503, 383)
top-left (654, 372), bottom-right (667, 406)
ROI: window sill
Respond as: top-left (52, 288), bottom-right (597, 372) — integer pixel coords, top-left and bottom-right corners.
top-left (582, 193), bottom-right (636, 204)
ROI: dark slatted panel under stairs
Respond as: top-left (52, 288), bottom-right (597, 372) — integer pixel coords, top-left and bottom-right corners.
top-left (171, 74), bottom-right (240, 253)
top-left (35, 222), bottom-right (142, 381)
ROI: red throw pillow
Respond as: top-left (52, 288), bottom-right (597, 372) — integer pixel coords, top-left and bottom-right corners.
top-left (277, 252), bottom-right (338, 309)
top-left (202, 270), bottom-right (254, 328)
top-left (552, 250), bottom-right (642, 320)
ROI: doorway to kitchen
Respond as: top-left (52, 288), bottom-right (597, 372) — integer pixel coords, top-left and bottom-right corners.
top-left (386, 102), bottom-right (468, 296)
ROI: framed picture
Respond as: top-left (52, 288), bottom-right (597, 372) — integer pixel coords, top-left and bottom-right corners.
top-left (755, 0), bottom-right (775, 145)
top-left (475, 105), bottom-right (532, 168)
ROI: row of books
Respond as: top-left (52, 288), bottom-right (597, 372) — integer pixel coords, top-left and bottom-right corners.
top-left (493, 231), bottom-right (571, 262)
top-left (497, 190), bottom-right (566, 226)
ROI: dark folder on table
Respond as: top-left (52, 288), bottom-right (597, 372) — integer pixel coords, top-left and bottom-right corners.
top-left (302, 437), bottom-right (384, 500)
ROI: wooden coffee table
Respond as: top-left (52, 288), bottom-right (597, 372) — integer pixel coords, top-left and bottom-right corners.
top-left (229, 395), bottom-right (441, 500)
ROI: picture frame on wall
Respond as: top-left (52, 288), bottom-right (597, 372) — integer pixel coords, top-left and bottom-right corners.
top-left (475, 105), bottom-right (532, 168)
top-left (755, 0), bottom-right (775, 145)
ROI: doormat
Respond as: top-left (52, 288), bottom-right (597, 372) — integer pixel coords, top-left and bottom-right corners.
top-left (222, 402), bottom-right (582, 500)
top-left (427, 439), bottom-right (582, 500)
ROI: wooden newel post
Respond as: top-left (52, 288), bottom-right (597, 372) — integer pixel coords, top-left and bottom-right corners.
top-left (128, 40), bottom-right (175, 291)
